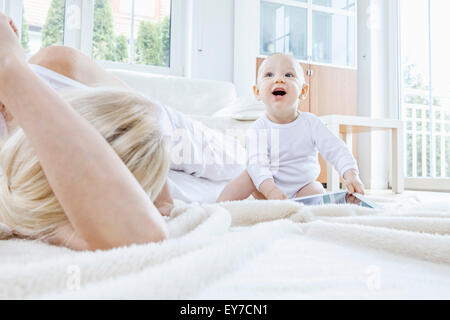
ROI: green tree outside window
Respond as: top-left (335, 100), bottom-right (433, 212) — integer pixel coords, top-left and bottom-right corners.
top-left (92, 0), bottom-right (115, 61)
top-left (25, 0), bottom-right (170, 67)
top-left (21, 11), bottom-right (30, 54)
top-left (114, 34), bottom-right (129, 63)
top-left (136, 16), bottom-right (171, 67)
top-left (41, 0), bottom-right (65, 48)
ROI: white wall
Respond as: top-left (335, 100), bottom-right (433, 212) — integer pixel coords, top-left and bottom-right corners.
top-left (357, 0), bottom-right (399, 189)
top-left (233, 0), bottom-right (260, 97)
top-left (189, 0), bottom-right (235, 82)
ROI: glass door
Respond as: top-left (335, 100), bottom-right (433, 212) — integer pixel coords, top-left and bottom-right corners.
top-left (400, 0), bottom-right (450, 179)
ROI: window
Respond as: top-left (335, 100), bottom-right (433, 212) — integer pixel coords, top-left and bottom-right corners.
top-left (260, 0), bottom-right (356, 68)
top-left (2, 0), bottom-right (182, 75)
top-left (399, 0), bottom-right (450, 179)
top-left (312, 10), bottom-right (355, 66)
top-left (93, 0), bottom-right (171, 67)
top-left (22, 0), bottom-right (66, 55)
top-left (312, 0), bottom-right (355, 11)
top-left (260, 1), bottom-right (307, 61)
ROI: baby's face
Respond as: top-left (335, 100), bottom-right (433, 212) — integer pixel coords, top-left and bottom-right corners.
top-left (254, 54), bottom-right (305, 116)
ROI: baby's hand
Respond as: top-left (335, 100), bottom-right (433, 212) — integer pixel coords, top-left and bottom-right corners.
top-left (343, 169), bottom-right (365, 195)
top-left (259, 179), bottom-right (288, 200)
top-left (267, 187), bottom-right (288, 200)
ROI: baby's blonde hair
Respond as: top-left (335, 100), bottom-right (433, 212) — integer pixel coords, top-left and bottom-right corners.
top-left (0, 88), bottom-right (170, 239)
top-left (257, 53), bottom-right (306, 85)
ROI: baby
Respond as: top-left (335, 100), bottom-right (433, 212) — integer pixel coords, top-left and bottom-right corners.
top-left (217, 53), bottom-right (364, 201)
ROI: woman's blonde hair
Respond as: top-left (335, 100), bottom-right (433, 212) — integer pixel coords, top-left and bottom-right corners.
top-left (0, 87), bottom-right (171, 239)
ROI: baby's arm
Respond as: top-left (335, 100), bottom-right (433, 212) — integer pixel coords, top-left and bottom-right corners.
top-left (309, 115), bottom-right (365, 194)
top-left (246, 122), bottom-right (287, 200)
top-left (218, 121), bottom-right (288, 202)
top-left (342, 169), bottom-right (365, 194)
top-left (259, 179), bottom-right (287, 200)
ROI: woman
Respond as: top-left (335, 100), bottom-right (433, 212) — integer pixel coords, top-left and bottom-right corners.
top-left (0, 13), bottom-right (170, 250)
top-left (0, 13), bottom-right (246, 250)
top-left (2, 37), bottom-right (245, 207)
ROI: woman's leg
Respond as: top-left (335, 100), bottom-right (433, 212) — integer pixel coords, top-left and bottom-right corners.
top-left (295, 181), bottom-right (326, 198)
top-left (28, 45), bottom-right (131, 89)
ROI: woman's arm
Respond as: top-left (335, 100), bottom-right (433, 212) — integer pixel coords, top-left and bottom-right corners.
top-left (29, 45), bottom-right (176, 216)
top-left (0, 13), bottom-right (168, 250)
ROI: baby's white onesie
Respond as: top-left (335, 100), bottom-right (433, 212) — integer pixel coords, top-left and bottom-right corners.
top-left (246, 112), bottom-right (358, 199)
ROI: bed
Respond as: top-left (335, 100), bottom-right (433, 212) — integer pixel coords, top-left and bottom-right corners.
top-left (1, 70), bottom-right (449, 299)
top-left (1, 194), bottom-right (449, 299)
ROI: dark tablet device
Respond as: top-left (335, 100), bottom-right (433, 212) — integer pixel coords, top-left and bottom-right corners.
top-left (293, 191), bottom-right (382, 209)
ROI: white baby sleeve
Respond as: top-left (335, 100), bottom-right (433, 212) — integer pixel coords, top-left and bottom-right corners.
top-left (308, 115), bottom-right (359, 177)
top-left (246, 121), bottom-right (274, 190)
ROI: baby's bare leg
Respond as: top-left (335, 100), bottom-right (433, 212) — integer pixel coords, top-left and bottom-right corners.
top-left (217, 170), bottom-right (257, 202)
top-left (295, 181), bottom-right (325, 198)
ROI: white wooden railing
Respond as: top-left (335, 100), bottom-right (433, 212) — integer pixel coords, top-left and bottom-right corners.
top-left (403, 88), bottom-right (450, 178)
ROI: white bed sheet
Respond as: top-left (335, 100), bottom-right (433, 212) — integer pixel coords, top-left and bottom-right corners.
top-left (167, 170), bottom-right (228, 203)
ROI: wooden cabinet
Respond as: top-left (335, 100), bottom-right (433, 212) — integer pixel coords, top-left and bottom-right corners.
top-left (256, 57), bottom-right (358, 183)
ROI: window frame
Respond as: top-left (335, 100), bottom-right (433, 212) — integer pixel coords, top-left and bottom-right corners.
top-left (1, 0), bottom-right (23, 32)
top-left (259, 0), bottom-right (357, 70)
top-left (96, 0), bottom-right (185, 76)
top-left (395, 0), bottom-right (450, 191)
top-left (4, 0), bottom-right (185, 76)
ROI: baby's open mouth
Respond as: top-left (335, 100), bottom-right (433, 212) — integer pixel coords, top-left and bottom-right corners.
top-left (272, 89), bottom-right (287, 96)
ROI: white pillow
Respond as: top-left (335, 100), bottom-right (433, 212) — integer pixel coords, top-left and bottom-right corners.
top-left (109, 69), bottom-right (237, 116)
top-left (213, 95), bottom-right (265, 121)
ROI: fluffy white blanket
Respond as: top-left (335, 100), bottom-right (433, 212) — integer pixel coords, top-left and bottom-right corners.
top-left (1, 195), bottom-right (449, 299)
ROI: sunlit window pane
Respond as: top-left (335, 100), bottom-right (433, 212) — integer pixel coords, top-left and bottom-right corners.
top-left (93, 0), bottom-right (171, 67)
top-left (400, 0), bottom-right (430, 92)
top-left (313, 0), bottom-right (355, 11)
top-left (400, 0), bottom-right (450, 178)
top-left (260, 1), bottom-right (307, 60)
top-left (93, 0), bottom-right (130, 62)
top-left (430, 0), bottom-right (450, 97)
top-left (430, 0), bottom-right (450, 177)
top-left (312, 11), bottom-right (355, 67)
top-left (135, 0), bottom-right (171, 67)
top-left (23, 0), bottom-right (66, 55)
